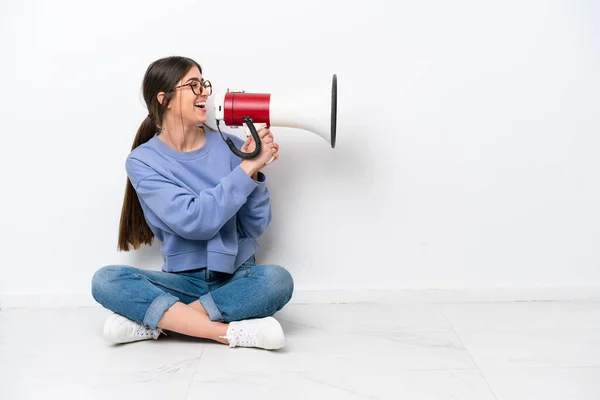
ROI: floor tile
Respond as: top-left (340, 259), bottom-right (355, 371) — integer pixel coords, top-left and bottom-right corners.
top-left (443, 302), bottom-right (600, 331)
top-left (482, 367), bottom-right (600, 400)
top-left (456, 329), bottom-right (600, 368)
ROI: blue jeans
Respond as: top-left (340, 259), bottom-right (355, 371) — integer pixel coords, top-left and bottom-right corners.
top-left (91, 255), bottom-right (294, 330)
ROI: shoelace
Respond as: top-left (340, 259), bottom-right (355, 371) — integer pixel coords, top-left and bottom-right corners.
top-left (229, 328), bottom-right (257, 347)
top-left (132, 324), bottom-right (164, 338)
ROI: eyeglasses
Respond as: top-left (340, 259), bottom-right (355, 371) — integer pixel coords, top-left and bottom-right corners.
top-left (172, 79), bottom-right (212, 96)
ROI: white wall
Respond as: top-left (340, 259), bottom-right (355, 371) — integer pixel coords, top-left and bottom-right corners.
top-left (1, 0), bottom-right (599, 306)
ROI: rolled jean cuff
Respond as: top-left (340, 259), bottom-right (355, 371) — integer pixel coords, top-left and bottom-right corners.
top-left (143, 292), bottom-right (179, 330)
top-left (199, 292), bottom-right (224, 321)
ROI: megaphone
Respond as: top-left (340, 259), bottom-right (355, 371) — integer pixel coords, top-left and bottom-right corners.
top-left (211, 74), bottom-right (337, 163)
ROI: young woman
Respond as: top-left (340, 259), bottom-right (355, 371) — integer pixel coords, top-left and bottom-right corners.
top-left (91, 56), bottom-right (293, 350)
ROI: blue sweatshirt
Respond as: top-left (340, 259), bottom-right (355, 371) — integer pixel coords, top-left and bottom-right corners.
top-left (125, 128), bottom-right (271, 274)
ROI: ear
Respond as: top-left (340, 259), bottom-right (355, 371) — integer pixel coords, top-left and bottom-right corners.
top-left (157, 92), bottom-right (165, 106)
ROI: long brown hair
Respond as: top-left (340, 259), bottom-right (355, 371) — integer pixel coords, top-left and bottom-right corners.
top-left (117, 56), bottom-right (203, 251)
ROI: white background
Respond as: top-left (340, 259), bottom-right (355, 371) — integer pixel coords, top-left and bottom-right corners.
top-left (1, 0), bottom-right (599, 305)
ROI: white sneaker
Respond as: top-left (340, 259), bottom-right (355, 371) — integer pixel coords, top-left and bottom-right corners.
top-left (103, 313), bottom-right (164, 344)
top-left (221, 316), bottom-right (285, 350)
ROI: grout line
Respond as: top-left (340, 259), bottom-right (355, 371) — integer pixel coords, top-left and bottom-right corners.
top-left (183, 347), bottom-right (204, 400)
top-left (443, 313), bottom-right (500, 400)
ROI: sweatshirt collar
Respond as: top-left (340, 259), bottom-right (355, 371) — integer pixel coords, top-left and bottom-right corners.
top-left (152, 128), bottom-right (214, 160)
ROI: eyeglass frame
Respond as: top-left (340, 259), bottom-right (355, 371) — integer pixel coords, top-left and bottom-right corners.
top-left (170, 79), bottom-right (212, 96)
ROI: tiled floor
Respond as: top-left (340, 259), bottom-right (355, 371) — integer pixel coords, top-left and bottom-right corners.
top-left (1, 302), bottom-right (599, 399)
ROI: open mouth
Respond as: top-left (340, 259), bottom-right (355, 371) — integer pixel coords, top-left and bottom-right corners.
top-left (194, 101), bottom-right (206, 109)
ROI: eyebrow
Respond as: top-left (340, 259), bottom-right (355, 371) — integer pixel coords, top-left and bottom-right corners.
top-left (185, 77), bottom-right (203, 83)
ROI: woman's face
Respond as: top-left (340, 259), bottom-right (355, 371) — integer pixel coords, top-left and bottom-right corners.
top-left (162, 66), bottom-right (210, 127)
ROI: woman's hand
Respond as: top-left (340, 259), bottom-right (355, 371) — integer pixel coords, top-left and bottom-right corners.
top-left (240, 128), bottom-right (279, 177)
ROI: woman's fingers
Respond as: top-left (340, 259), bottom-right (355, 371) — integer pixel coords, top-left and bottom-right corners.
top-left (242, 136), bottom-right (253, 152)
top-left (247, 131), bottom-right (276, 160)
top-left (257, 128), bottom-right (271, 140)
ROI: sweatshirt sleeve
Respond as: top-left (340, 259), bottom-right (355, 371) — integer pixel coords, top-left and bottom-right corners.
top-left (227, 134), bottom-right (273, 238)
top-left (126, 157), bottom-right (257, 241)
top-left (236, 171), bottom-right (272, 238)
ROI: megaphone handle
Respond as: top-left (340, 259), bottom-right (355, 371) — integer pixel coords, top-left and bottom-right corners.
top-left (264, 156), bottom-right (275, 166)
top-left (245, 122), bottom-right (275, 166)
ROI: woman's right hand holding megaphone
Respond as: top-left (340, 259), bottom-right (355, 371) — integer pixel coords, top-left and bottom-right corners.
top-left (239, 127), bottom-right (279, 178)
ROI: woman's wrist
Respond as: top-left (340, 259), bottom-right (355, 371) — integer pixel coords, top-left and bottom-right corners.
top-left (240, 161), bottom-right (259, 178)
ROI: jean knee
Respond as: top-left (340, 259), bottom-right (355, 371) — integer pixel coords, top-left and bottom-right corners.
top-left (91, 265), bottom-right (131, 304)
top-left (263, 264), bottom-right (294, 305)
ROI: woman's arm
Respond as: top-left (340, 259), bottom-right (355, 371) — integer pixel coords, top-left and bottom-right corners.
top-left (126, 157), bottom-right (258, 240)
top-left (237, 171), bottom-right (272, 238)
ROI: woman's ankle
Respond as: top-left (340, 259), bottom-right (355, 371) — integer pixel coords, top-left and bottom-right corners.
top-left (157, 302), bottom-right (226, 340)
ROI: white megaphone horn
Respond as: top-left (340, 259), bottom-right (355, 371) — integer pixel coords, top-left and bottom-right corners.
top-left (211, 74), bottom-right (337, 164)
